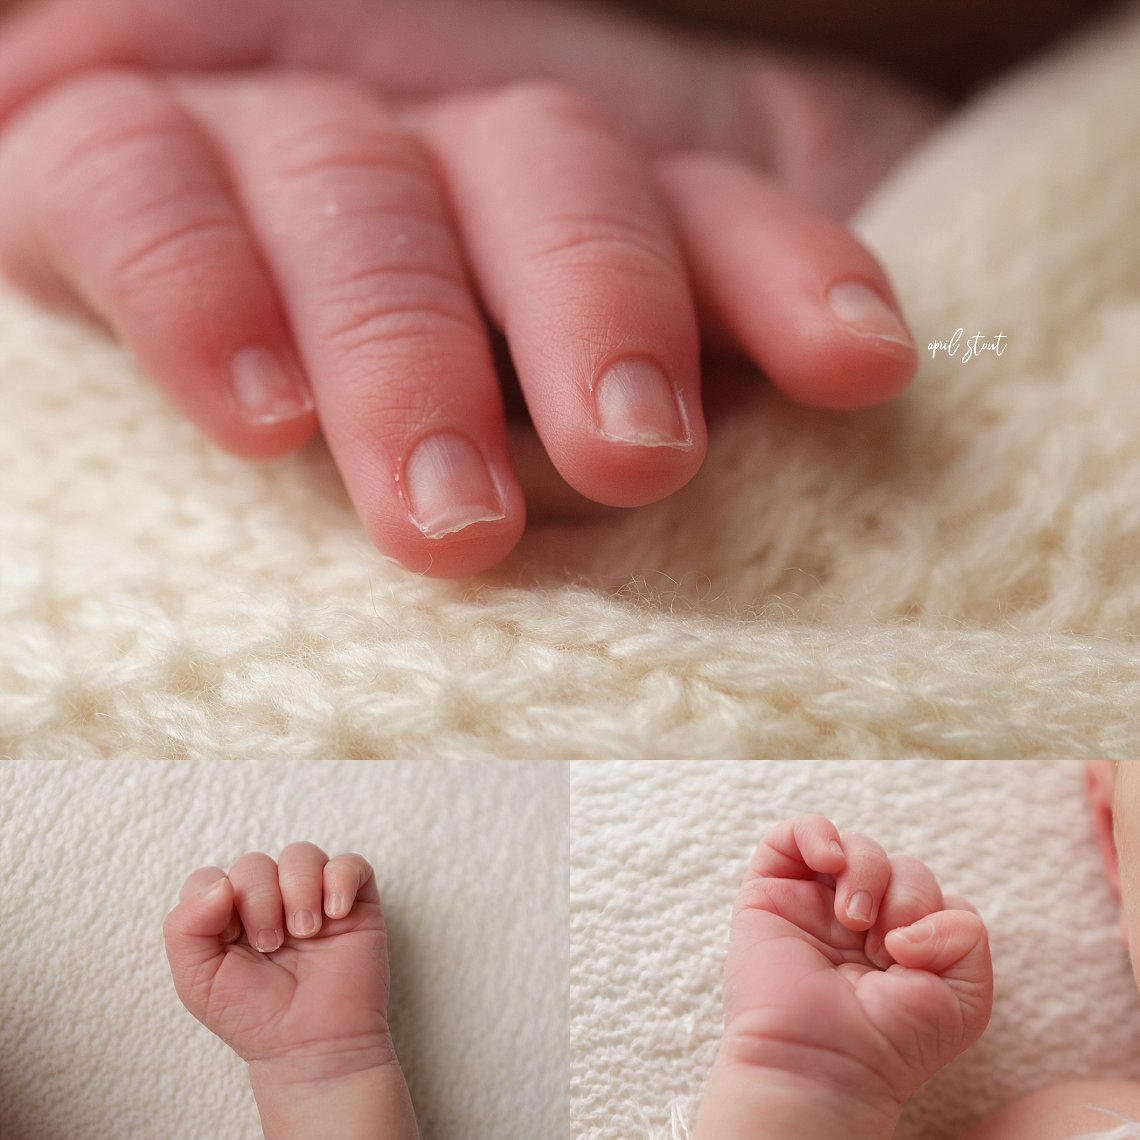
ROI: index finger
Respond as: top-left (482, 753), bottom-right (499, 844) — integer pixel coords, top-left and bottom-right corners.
top-left (832, 830), bottom-right (892, 931)
top-left (746, 815), bottom-right (847, 882)
top-left (177, 864), bottom-right (227, 904)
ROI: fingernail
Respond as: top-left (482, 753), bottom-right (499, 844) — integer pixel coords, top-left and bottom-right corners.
top-left (827, 281), bottom-right (914, 348)
top-left (828, 840), bottom-right (844, 859)
top-left (231, 345), bottom-right (314, 425)
top-left (846, 890), bottom-right (873, 923)
top-left (593, 358), bottom-right (691, 448)
top-left (292, 910), bottom-right (316, 937)
top-left (402, 432), bottom-right (506, 538)
top-left (326, 893), bottom-right (346, 919)
top-left (201, 877), bottom-right (228, 901)
top-left (895, 920), bottom-right (934, 944)
top-left (255, 928), bottom-right (283, 953)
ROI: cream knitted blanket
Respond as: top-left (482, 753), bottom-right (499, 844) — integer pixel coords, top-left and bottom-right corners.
top-left (2, 4), bottom-right (1139, 759)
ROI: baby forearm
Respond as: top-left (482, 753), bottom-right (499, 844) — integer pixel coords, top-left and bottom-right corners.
top-left (250, 1060), bottom-right (421, 1140)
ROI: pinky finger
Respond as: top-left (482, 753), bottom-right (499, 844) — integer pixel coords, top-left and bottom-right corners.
top-left (324, 853), bottom-right (377, 920)
top-left (657, 151), bottom-right (917, 411)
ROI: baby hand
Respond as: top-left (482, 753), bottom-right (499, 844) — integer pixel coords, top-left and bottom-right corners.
top-left (696, 815), bottom-right (992, 1140)
top-left (163, 844), bottom-right (391, 1081)
top-left (0, 0), bottom-right (929, 577)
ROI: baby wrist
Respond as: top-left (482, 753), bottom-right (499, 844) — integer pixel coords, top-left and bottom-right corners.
top-left (694, 1058), bottom-right (903, 1140)
top-left (247, 1033), bottom-right (398, 1087)
top-left (249, 1050), bottom-right (418, 1140)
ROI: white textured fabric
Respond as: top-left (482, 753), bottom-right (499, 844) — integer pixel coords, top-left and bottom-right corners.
top-left (1, 6), bottom-right (1139, 759)
top-left (568, 760), bottom-right (1140, 1140)
top-left (0, 759), bottom-right (568, 1140)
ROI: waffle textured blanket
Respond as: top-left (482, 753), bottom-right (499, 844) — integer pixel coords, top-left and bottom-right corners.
top-left (0, 758), bottom-right (568, 1140)
top-left (568, 760), bottom-right (1140, 1139)
top-left (2, 5), bottom-right (1140, 759)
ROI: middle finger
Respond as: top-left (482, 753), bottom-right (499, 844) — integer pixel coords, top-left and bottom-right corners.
top-left (421, 82), bottom-right (707, 508)
top-left (276, 841), bottom-right (330, 939)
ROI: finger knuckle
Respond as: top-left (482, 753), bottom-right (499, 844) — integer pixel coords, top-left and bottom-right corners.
top-left (108, 214), bottom-right (244, 307)
top-left (19, 70), bottom-right (248, 304)
top-left (321, 262), bottom-right (476, 344)
top-left (487, 79), bottom-right (610, 135)
top-left (733, 876), bottom-right (778, 916)
top-left (526, 207), bottom-right (681, 287)
top-left (258, 84), bottom-right (429, 195)
top-left (229, 851), bottom-right (274, 877)
top-left (33, 69), bottom-right (185, 190)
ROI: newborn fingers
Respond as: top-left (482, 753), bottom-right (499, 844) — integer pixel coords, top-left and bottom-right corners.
top-left (863, 855), bottom-right (944, 970)
top-left (0, 69), bottom-right (317, 458)
top-left (0, 61), bottom-right (918, 580)
top-left (421, 82), bottom-right (706, 507)
top-left (163, 867), bottom-right (238, 1013)
top-left (884, 907), bottom-right (995, 1036)
top-left (166, 848), bottom-right (378, 967)
top-left (227, 851), bottom-right (287, 954)
top-left (746, 814), bottom-right (846, 882)
top-left (277, 842), bottom-right (330, 940)
top-left (324, 852), bottom-right (378, 919)
top-left (277, 844), bottom-right (376, 934)
top-left (747, 817), bottom-right (951, 963)
top-left (830, 837), bottom-right (950, 973)
top-left (884, 909), bottom-right (989, 978)
top-left (164, 866), bottom-right (237, 957)
top-left (181, 73), bottom-right (526, 576)
top-left (830, 831), bottom-right (892, 930)
top-left (657, 152), bottom-right (917, 410)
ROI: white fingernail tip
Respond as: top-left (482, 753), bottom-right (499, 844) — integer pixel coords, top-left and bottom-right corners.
top-left (231, 345), bottom-right (314, 425)
top-left (827, 281), bottom-right (914, 348)
top-left (402, 433), bottom-right (507, 538)
top-left (594, 359), bottom-right (692, 448)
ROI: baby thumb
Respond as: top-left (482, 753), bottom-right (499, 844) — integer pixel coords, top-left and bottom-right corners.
top-left (163, 873), bottom-right (236, 973)
top-left (884, 909), bottom-right (993, 1034)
